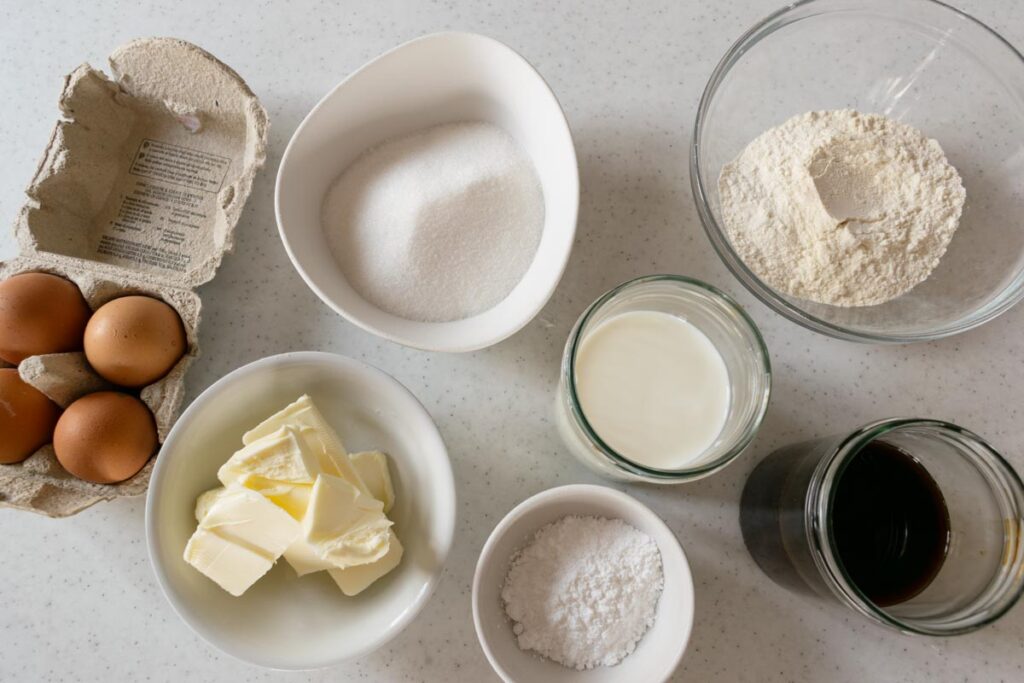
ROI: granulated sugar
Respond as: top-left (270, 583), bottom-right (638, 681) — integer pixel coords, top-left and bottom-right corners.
top-left (500, 515), bottom-right (664, 670)
top-left (322, 121), bottom-right (544, 322)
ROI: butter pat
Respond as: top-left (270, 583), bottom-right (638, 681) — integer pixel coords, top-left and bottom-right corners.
top-left (241, 396), bottom-right (370, 495)
top-left (303, 474), bottom-right (392, 568)
top-left (329, 531), bottom-right (404, 596)
top-left (348, 451), bottom-right (395, 513)
top-left (184, 488), bottom-right (301, 597)
top-left (244, 395), bottom-right (346, 454)
top-left (266, 483), bottom-right (313, 520)
top-left (195, 484), bottom-right (309, 526)
top-left (283, 536), bottom-right (337, 576)
top-left (194, 486), bottom-right (229, 522)
top-left (199, 488), bottom-right (301, 554)
top-left (298, 426), bottom-right (369, 494)
top-left (217, 425), bottom-right (329, 518)
top-left (218, 425), bottom-right (321, 489)
top-left (282, 453), bottom-right (391, 575)
top-left (184, 529), bottom-right (273, 597)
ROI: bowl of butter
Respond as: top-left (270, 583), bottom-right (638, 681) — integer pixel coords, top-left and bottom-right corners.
top-left (145, 352), bottom-right (455, 669)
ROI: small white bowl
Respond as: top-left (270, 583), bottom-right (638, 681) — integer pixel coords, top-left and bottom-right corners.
top-left (145, 352), bottom-right (456, 670)
top-left (472, 485), bottom-right (694, 683)
top-left (276, 31), bottom-right (579, 352)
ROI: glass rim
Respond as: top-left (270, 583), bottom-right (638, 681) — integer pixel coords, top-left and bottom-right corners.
top-left (807, 417), bottom-right (1024, 635)
top-left (689, 0), bottom-right (1024, 343)
top-left (563, 274), bottom-right (772, 480)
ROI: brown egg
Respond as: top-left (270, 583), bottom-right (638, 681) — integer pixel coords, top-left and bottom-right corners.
top-left (84, 295), bottom-right (187, 388)
top-left (0, 272), bottom-right (92, 364)
top-left (0, 368), bottom-right (61, 464)
top-left (53, 391), bottom-right (157, 483)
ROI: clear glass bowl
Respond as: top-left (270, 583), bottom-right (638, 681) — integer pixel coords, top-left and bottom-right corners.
top-left (691, 0), bottom-right (1024, 342)
top-left (556, 275), bottom-right (771, 483)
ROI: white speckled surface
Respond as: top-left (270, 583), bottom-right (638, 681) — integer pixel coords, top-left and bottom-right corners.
top-left (2, 1), bottom-right (1024, 680)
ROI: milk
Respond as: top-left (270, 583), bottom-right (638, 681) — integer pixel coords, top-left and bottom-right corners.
top-left (574, 310), bottom-right (729, 469)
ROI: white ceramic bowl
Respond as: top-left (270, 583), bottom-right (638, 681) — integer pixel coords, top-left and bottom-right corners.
top-left (472, 485), bottom-right (694, 683)
top-left (145, 352), bottom-right (456, 670)
top-left (276, 31), bottom-right (579, 352)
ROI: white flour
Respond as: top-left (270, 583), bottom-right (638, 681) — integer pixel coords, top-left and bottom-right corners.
top-left (500, 515), bottom-right (663, 670)
top-left (322, 121), bottom-right (544, 322)
top-left (718, 110), bottom-right (965, 307)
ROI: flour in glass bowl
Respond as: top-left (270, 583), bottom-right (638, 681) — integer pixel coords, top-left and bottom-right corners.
top-left (322, 121), bottom-right (544, 323)
top-left (500, 515), bottom-right (664, 671)
top-left (718, 110), bottom-right (966, 307)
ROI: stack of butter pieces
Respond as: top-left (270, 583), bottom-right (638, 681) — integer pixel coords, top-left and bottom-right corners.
top-left (183, 395), bottom-right (402, 597)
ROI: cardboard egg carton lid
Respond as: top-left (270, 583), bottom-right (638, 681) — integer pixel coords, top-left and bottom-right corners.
top-left (0, 38), bottom-right (268, 517)
top-left (15, 37), bottom-right (268, 289)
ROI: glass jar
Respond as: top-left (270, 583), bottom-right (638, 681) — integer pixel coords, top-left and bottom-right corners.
top-left (740, 419), bottom-right (1024, 635)
top-left (556, 274), bottom-right (771, 483)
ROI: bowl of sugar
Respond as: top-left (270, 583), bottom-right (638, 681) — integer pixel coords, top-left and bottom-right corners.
top-left (276, 32), bottom-right (578, 352)
top-left (472, 485), bottom-right (694, 683)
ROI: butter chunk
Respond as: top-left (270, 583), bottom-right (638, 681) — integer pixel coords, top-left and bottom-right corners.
top-left (265, 483), bottom-right (313, 521)
top-left (328, 531), bottom-right (404, 596)
top-left (184, 528), bottom-right (273, 597)
top-left (348, 451), bottom-right (395, 513)
top-left (295, 426), bottom-right (369, 494)
top-left (244, 395), bottom-right (346, 454)
top-left (283, 536), bottom-right (338, 576)
top-left (199, 487), bottom-right (301, 557)
top-left (194, 486), bottom-right (230, 522)
top-left (303, 474), bottom-right (392, 568)
top-left (183, 487), bottom-right (302, 597)
top-left (218, 425), bottom-right (321, 489)
top-left (241, 396), bottom-right (369, 495)
top-left (283, 454), bottom-right (395, 575)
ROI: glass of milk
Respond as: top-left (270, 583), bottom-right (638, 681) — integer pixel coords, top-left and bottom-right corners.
top-left (556, 275), bottom-right (771, 483)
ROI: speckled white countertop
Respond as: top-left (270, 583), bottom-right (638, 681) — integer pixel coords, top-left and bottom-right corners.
top-left (3, 0), bottom-right (1024, 680)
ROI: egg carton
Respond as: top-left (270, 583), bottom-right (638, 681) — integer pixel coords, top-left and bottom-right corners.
top-left (0, 38), bottom-right (268, 517)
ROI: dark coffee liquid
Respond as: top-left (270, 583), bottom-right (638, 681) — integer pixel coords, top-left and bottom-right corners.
top-left (831, 441), bottom-right (950, 606)
top-left (740, 438), bottom-right (952, 607)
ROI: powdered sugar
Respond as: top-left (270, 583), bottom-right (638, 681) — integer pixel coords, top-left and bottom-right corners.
top-left (322, 121), bottom-right (544, 322)
top-left (718, 110), bottom-right (965, 307)
top-left (500, 515), bottom-right (663, 670)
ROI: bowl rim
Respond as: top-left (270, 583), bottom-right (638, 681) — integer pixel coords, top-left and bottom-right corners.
top-left (471, 484), bottom-right (695, 683)
top-left (690, 0), bottom-right (1024, 343)
top-left (274, 31), bottom-right (580, 353)
top-left (144, 351), bottom-right (456, 670)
